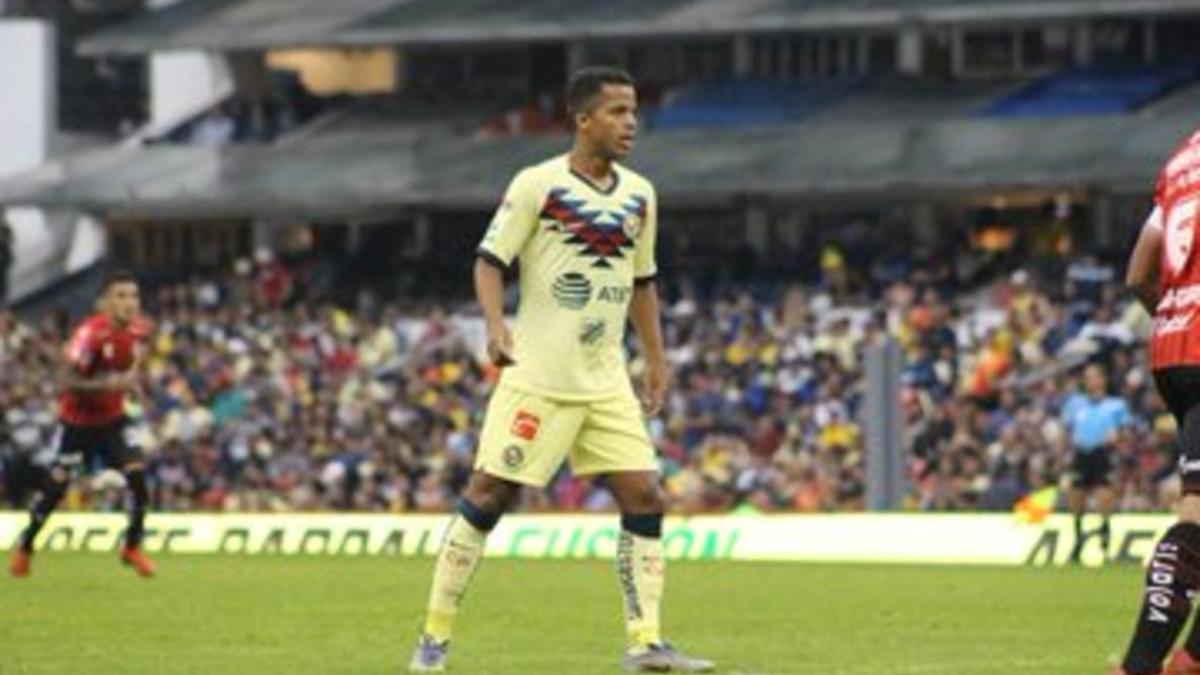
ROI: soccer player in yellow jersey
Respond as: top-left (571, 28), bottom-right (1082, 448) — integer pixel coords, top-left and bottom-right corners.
top-left (409, 67), bottom-right (714, 673)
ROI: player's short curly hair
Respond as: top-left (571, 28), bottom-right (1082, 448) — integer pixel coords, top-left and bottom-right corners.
top-left (566, 66), bottom-right (635, 118)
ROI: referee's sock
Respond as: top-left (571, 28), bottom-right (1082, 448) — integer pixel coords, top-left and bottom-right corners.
top-left (422, 499), bottom-right (498, 643)
top-left (1122, 523), bottom-right (1200, 674)
top-left (1100, 516), bottom-right (1113, 559)
top-left (1070, 512), bottom-right (1086, 562)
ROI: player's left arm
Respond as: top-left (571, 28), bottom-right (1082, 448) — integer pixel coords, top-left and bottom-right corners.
top-left (1126, 205), bottom-right (1162, 314)
top-left (629, 186), bottom-right (667, 416)
top-left (631, 280), bottom-right (667, 416)
top-left (124, 342), bottom-right (148, 407)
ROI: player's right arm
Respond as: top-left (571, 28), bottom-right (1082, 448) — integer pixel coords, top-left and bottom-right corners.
top-left (475, 169), bottom-right (539, 367)
top-left (60, 369), bottom-right (130, 392)
top-left (60, 362), bottom-right (136, 393)
top-left (1126, 205), bottom-right (1163, 315)
top-left (475, 259), bottom-right (515, 367)
top-left (59, 323), bottom-right (135, 392)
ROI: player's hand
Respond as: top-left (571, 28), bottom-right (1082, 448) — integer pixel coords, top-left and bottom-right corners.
top-left (486, 322), bottom-right (516, 368)
top-left (641, 357), bottom-right (669, 416)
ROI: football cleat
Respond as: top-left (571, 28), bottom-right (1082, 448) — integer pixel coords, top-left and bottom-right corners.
top-left (408, 634), bottom-right (448, 672)
top-left (9, 549), bottom-right (31, 578)
top-left (623, 642), bottom-right (715, 672)
top-left (1168, 649), bottom-right (1200, 674)
top-left (120, 546), bottom-right (156, 577)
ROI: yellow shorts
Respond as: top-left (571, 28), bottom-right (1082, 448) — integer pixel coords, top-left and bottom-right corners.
top-left (474, 384), bottom-right (658, 487)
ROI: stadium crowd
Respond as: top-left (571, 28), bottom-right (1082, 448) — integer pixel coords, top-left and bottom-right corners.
top-left (0, 245), bottom-right (1175, 515)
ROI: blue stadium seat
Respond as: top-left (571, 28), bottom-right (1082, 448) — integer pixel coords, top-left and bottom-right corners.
top-left (980, 62), bottom-right (1200, 118)
top-left (649, 78), bottom-right (863, 130)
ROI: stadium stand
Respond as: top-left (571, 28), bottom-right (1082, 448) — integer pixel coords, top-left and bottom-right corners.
top-left (1, 112), bottom-right (1194, 218)
top-left (75, 0), bottom-right (1200, 56)
top-left (982, 62), bottom-right (1200, 117)
top-left (2, 0), bottom-right (1198, 519)
top-left (810, 76), bottom-right (1011, 122)
top-left (0, 241), bottom-right (1167, 514)
top-left (649, 78), bottom-right (863, 130)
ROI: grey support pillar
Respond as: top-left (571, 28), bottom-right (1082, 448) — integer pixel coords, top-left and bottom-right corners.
top-left (898, 25), bottom-right (924, 76)
top-left (1073, 22), bottom-right (1093, 68)
top-left (864, 338), bottom-right (906, 510)
top-left (733, 35), bottom-right (753, 78)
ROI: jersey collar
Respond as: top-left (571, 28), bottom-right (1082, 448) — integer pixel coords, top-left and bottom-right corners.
top-left (568, 165), bottom-right (620, 196)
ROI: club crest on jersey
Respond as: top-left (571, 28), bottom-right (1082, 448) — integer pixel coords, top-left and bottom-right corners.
top-left (1166, 199), bottom-right (1198, 274)
top-left (623, 213), bottom-right (643, 240)
top-left (540, 189), bottom-right (647, 268)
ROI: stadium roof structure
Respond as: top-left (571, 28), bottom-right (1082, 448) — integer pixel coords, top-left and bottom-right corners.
top-left (80, 0), bottom-right (1200, 55)
top-left (0, 113), bottom-right (1191, 219)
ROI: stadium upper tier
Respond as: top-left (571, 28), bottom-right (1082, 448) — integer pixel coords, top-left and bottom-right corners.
top-left (644, 65), bottom-right (1200, 129)
top-left (0, 108), bottom-right (1192, 219)
top-left (809, 78), bottom-right (1010, 123)
top-left (982, 63), bottom-right (1200, 117)
top-left (80, 0), bottom-right (1200, 55)
top-left (650, 78), bottom-right (866, 130)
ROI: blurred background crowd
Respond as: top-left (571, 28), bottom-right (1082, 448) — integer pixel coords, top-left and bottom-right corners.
top-left (0, 242), bottom-right (1168, 515)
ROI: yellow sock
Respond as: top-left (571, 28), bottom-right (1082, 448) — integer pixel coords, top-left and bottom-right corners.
top-left (422, 516), bottom-right (488, 642)
top-left (617, 530), bottom-right (664, 651)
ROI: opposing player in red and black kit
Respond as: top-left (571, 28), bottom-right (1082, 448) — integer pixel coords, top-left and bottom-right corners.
top-left (1116, 128), bottom-right (1200, 674)
top-left (8, 271), bottom-right (156, 578)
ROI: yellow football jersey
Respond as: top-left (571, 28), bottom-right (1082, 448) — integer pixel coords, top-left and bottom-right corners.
top-left (478, 154), bottom-right (658, 401)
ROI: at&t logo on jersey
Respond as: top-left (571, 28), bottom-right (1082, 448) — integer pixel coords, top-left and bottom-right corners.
top-left (552, 272), bottom-right (593, 309)
top-left (551, 272), bottom-right (631, 310)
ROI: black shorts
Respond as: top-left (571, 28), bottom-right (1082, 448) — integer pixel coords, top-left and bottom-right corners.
top-left (1153, 366), bottom-right (1200, 493)
top-left (52, 418), bottom-right (142, 473)
top-left (1070, 447), bottom-right (1115, 489)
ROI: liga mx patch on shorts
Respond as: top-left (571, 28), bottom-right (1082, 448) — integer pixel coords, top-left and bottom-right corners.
top-left (511, 410), bottom-right (541, 441)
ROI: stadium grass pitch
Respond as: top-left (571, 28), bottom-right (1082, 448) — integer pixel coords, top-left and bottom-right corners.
top-left (0, 553), bottom-right (1141, 674)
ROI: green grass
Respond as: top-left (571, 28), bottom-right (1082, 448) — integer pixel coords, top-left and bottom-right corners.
top-left (0, 553), bottom-right (1146, 674)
